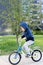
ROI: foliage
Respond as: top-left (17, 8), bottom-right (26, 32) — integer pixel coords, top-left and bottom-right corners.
top-left (0, 0), bottom-right (43, 36)
top-left (0, 35), bottom-right (43, 55)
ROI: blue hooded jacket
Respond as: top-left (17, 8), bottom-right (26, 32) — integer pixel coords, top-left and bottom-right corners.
top-left (20, 22), bottom-right (34, 41)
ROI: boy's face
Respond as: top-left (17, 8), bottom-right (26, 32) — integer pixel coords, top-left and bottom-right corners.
top-left (20, 27), bottom-right (25, 32)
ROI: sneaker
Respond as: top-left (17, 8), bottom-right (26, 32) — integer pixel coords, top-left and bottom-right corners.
top-left (25, 54), bottom-right (30, 58)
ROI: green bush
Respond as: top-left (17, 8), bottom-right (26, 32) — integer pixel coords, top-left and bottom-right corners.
top-left (32, 31), bottom-right (43, 35)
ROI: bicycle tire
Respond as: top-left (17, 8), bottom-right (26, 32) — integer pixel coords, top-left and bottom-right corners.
top-left (9, 51), bottom-right (21, 65)
top-left (31, 50), bottom-right (42, 62)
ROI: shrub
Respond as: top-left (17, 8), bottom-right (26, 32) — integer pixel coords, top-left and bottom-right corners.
top-left (32, 31), bottom-right (43, 35)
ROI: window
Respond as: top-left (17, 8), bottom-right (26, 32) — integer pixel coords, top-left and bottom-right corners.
top-left (42, 20), bottom-right (43, 23)
top-left (41, 0), bottom-right (43, 3)
top-left (42, 10), bottom-right (43, 14)
top-left (32, 11), bottom-right (37, 14)
top-left (32, 0), bottom-right (40, 4)
top-left (33, 1), bottom-right (37, 4)
top-left (41, 5), bottom-right (43, 10)
top-left (32, 5), bottom-right (37, 8)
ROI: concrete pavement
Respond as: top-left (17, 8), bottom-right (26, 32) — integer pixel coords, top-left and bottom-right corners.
top-left (0, 53), bottom-right (43, 65)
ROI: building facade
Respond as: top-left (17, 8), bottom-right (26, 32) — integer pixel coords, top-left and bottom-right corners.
top-left (41, 0), bottom-right (43, 24)
top-left (22, 0), bottom-right (43, 30)
top-left (30, 0), bottom-right (41, 24)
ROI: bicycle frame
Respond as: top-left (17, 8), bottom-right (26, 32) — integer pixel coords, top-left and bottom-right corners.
top-left (17, 46), bottom-right (22, 53)
top-left (14, 46), bottom-right (22, 59)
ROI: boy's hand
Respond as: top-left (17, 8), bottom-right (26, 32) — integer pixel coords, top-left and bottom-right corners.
top-left (18, 37), bottom-right (26, 42)
top-left (23, 37), bottom-right (26, 40)
top-left (18, 37), bottom-right (21, 42)
top-left (18, 37), bottom-right (21, 41)
top-left (18, 37), bottom-right (26, 46)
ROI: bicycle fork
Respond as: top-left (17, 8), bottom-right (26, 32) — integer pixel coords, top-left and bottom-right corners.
top-left (14, 46), bottom-right (22, 59)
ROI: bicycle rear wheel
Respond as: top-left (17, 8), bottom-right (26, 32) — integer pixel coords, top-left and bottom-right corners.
top-left (31, 50), bottom-right (42, 62)
top-left (9, 52), bottom-right (21, 65)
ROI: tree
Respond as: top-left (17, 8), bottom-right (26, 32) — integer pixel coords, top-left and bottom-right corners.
top-left (0, 0), bottom-right (22, 44)
top-left (10, 0), bottom-right (22, 45)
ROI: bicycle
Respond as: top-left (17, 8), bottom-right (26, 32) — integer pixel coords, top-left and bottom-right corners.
top-left (9, 38), bottom-right (42, 65)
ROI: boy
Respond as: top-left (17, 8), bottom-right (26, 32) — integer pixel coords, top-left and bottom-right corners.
top-left (20, 22), bottom-right (34, 57)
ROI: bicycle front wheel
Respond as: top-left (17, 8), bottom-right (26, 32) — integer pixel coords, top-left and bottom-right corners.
top-left (9, 52), bottom-right (21, 65)
top-left (31, 50), bottom-right (42, 62)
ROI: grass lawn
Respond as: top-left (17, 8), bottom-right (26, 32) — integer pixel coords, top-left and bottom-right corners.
top-left (0, 35), bottom-right (43, 55)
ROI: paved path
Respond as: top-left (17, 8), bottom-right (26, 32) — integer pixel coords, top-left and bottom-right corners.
top-left (0, 53), bottom-right (43, 65)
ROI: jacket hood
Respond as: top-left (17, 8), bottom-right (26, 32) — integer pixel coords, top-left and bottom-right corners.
top-left (20, 22), bottom-right (28, 31)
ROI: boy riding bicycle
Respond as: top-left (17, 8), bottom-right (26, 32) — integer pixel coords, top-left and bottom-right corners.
top-left (20, 22), bottom-right (34, 57)
top-left (9, 22), bottom-right (42, 65)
